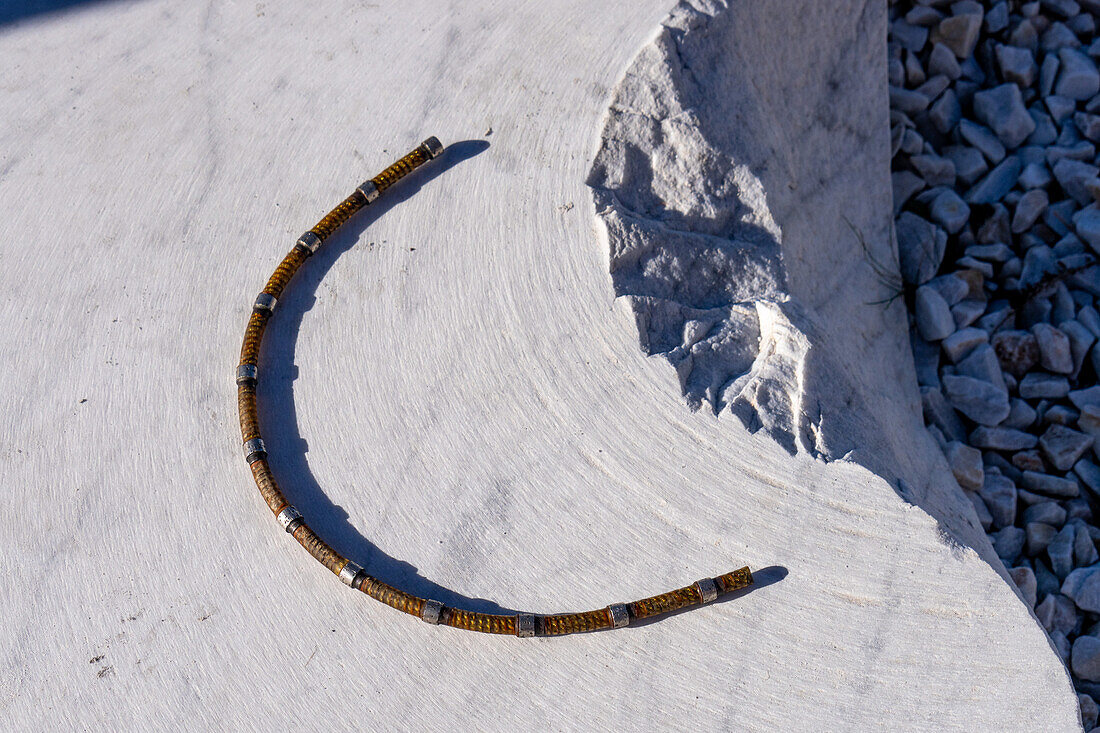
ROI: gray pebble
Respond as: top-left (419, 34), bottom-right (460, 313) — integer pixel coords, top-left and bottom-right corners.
top-left (1029, 521), bottom-right (1059, 555)
top-left (1013, 449), bottom-right (1046, 472)
top-left (1046, 94), bottom-right (1078, 124)
top-left (1076, 206), bottom-right (1100, 251)
top-left (1044, 405), bottom-right (1080, 426)
top-left (1050, 523), bottom-right (1079, 577)
top-left (952, 0), bottom-right (984, 16)
top-left (1037, 591), bottom-right (1078, 634)
top-left (965, 155), bottom-right (1022, 203)
top-left (915, 285), bottom-right (957, 340)
top-left (1052, 630), bottom-right (1071, 661)
top-left (1019, 296), bottom-right (1053, 329)
top-left (922, 386), bottom-right (967, 441)
top-left (1061, 319), bottom-right (1096, 376)
top-left (928, 424), bottom-right (949, 450)
top-left (996, 44), bottom-right (1038, 88)
top-left (1024, 469), bottom-right (1081, 498)
top-left (929, 42), bottom-right (962, 80)
top-left (900, 128), bottom-right (924, 156)
top-left (890, 122), bottom-right (905, 156)
top-left (1024, 501), bottom-right (1068, 527)
top-left (1042, 55), bottom-right (1063, 97)
top-left (952, 298), bottom-right (987, 328)
top-left (1070, 12), bottom-right (1096, 37)
top-left (1011, 565), bottom-right (1039, 607)
top-left (1037, 557), bottom-right (1063, 599)
top-left (1018, 161), bottom-right (1053, 189)
top-left (1017, 144), bottom-right (1049, 167)
top-left (1043, 21), bottom-right (1083, 51)
top-left (942, 327), bottom-right (988, 362)
top-left (1082, 694), bottom-right (1099, 730)
top-left (992, 330), bottom-right (1041, 377)
top-left (1044, 0), bottom-right (1082, 19)
top-left (1063, 565), bottom-right (1100, 614)
top-left (966, 490), bottom-right (994, 530)
top-left (1078, 111), bottom-right (1100, 142)
top-left (1053, 158), bottom-right (1100, 205)
top-left (1077, 519), bottom-right (1100, 566)
top-left (955, 256), bottom-right (993, 278)
top-left (970, 426), bottom-right (1040, 450)
top-left (973, 84), bottom-right (1036, 149)
top-left (915, 74), bottom-right (951, 101)
top-left (1078, 404), bottom-right (1100, 446)
top-left (959, 120), bottom-right (1007, 163)
top-left (1041, 424), bottom-right (1095, 471)
top-left (1057, 47), bottom-right (1100, 99)
top-left (1020, 245), bottom-right (1059, 289)
top-left (1050, 201), bottom-right (1081, 236)
top-left (906, 6), bottom-right (943, 27)
top-left (1068, 497), bottom-right (1094, 522)
top-left (1081, 306), bottom-right (1100, 338)
top-left (889, 86), bottom-right (931, 115)
top-left (942, 374), bottom-right (1010, 424)
top-left (1047, 140), bottom-right (1098, 165)
top-left (1027, 109), bottom-right (1060, 147)
top-left (993, 525), bottom-right (1027, 563)
top-left (956, 343), bottom-right (1007, 391)
top-left (932, 13), bottom-right (983, 58)
top-left (954, 78), bottom-right (981, 105)
top-left (913, 154), bottom-right (957, 187)
top-left (980, 472), bottom-right (1018, 528)
top-left (913, 333), bottom-right (942, 388)
top-left (1071, 386), bottom-right (1100, 411)
top-left (1090, 342), bottom-right (1100, 379)
top-left (1074, 636), bottom-right (1100, 682)
top-left (1020, 372), bottom-right (1072, 399)
top-left (1005, 398), bottom-right (1039, 429)
top-left (892, 171), bottom-right (925, 214)
top-left (964, 243), bottom-right (1012, 262)
top-left (1011, 18), bottom-right (1040, 53)
top-left (1052, 282), bottom-right (1078, 324)
top-left (892, 19), bottom-right (930, 52)
top-left (896, 212), bottom-right (946, 285)
top-left (929, 88), bottom-right (962, 133)
top-left (906, 50), bottom-right (927, 87)
top-left (986, 2), bottom-right (1010, 33)
top-left (1077, 459), bottom-right (1100, 499)
top-left (944, 440), bottom-right (984, 490)
top-left (929, 270), bottom-right (973, 307)
top-left (1032, 323), bottom-right (1075, 373)
top-left (990, 453), bottom-right (1025, 482)
top-left (1012, 188), bottom-right (1050, 232)
top-left (944, 145), bottom-right (990, 186)
top-left (978, 300), bottom-right (1013, 331)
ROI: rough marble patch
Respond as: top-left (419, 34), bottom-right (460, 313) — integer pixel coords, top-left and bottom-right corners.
top-left (588, 0), bottom-right (850, 456)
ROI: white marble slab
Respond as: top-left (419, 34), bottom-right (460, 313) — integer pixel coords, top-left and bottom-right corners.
top-left (0, 0), bottom-right (1080, 729)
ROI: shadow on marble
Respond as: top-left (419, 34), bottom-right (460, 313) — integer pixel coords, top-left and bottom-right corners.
top-left (0, 0), bottom-right (120, 26)
top-left (257, 137), bottom-right (786, 628)
top-left (257, 138), bottom-right (528, 616)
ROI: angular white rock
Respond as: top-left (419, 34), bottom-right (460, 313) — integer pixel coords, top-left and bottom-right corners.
top-left (973, 83), bottom-right (1037, 148)
top-left (915, 285), bottom-right (957, 340)
top-left (1032, 323), bottom-right (1075, 374)
top-left (1057, 47), bottom-right (1100, 100)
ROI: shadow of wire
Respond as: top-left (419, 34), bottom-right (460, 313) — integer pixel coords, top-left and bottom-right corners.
top-left (255, 139), bottom-right (514, 614)
top-left (0, 0), bottom-right (119, 26)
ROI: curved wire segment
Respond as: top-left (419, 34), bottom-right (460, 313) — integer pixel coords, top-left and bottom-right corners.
top-left (236, 136), bottom-right (753, 636)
